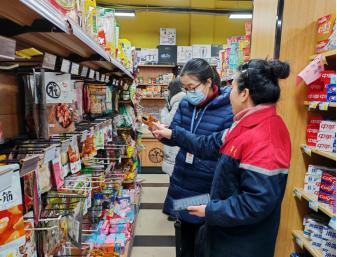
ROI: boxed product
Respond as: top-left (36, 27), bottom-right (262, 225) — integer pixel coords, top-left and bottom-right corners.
top-left (303, 217), bottom-right (325, 249)
top-left (307, 81), bottom-right (327, 102)
top-left (157, 45), bottom-right (177, 64)
top-left (316, 14), bottom-right (336, 53)
top-left (306, 116), bottom-right (324, 147)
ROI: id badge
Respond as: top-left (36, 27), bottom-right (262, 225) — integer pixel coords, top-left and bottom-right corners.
top-left (185, 153), bottom-right (194, 164)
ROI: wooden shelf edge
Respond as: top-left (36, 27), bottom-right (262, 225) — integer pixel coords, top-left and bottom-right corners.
top-left (310, 49), bottom-right (336, 60)
top-left (138, 64), bottom-right (176, 68)
top-left (141, 97), bottom-right (165, 100)
top-left (304, 101), bottom-right (336, 108)
top-left (301, 144), bottom-right (336, 161)
top-left (293, 187), bottom-right (335, 218)
top-left (138, 84), bottom-right (169, 87)
top-left (292, 230), bottom-right (323, 257)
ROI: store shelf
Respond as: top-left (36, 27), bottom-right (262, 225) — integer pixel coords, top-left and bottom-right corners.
top-left (292, 230), bottom-right (323, 257)
top-left (141, 97), bottom-right (165, 100)
top-left (301, 144), bottom-right (336, 161)
top-left (304, 101), bottom-right (336, 109)
top-left (138, 83), bottom-right (169, 87)
top-left (293, 187), bottom-right (335, 218)
top-left (310, 49), bottom-right (336, 60)
top-left (138, 64), bottom-right (176, 68)
top-left (0, 0), bottom-right (133, 79)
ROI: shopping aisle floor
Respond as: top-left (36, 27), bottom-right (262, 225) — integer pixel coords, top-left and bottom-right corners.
top-left (131, 173), bottom-right (175, 257)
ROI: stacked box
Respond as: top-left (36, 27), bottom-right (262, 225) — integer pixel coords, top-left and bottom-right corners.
top-left (307, 71), bottom-right (336, 102)
top-left (321, 226), bottom-right (336, 257)
top-left (303, 217), bottom-right (325, 249)
top-left (304, 165), bottom-right (325, 199)
top-left (306, 116), bottom-right (324, 147)
top-left (319, 172), bottom-right (336, 210)
top-left (316, 121), bottom-right (336, 152)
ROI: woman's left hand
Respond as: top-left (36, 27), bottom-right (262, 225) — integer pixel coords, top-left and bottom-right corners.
top-left (187, 205), bottom-right (206, 217)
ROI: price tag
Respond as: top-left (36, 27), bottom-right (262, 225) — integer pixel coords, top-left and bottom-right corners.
top-left (105, 76), bottom-right (110, 83)
top-left (81, 66), bottom-right (88, 77)
top-left (20, 155), bottom-right (39, 177)
top-left (308, 101), bottom-right (319, 110)
top-left (44, 146), bottom-right (57, 164)
top-left (303, 145), bottom-right (312, 156)
top-left (42, 52), bottom-right (57, 70)
top-left (70, 62), bottom-right (80, 75)
top-left (101, 74), bottom-right (106, 82)
top-left (295, 236), bottom-right (304, 249)
top-left (96, 71), bottom-right (100, 81)
top-left (89, 69), bottom-right (95, 79)
top-left (328, 216), bottom-right (336, 230)
top-left (293, 188), bottom-right (302, 200)
top-left (309, 199), bottom-right (319, 211)
top-left (60, 59), bottom-right (71, 73)
top-left (319, 102), bottom-right (329, 111)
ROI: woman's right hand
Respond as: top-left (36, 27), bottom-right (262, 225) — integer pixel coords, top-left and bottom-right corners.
top-left (152, 122), bottom-right (173, 140)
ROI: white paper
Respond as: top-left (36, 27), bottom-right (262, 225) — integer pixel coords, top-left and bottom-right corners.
top-left (71, 62), bottom-right (80, 75)
top-left (81, 66), bottom-right (88, 77)
top-left (160, 28), bottom-right (176, 45)
top-left (89, 69), bottom-right (95, 79)
top-left (177, 46), bottom-right (193, 64)
top-left (60, 59), bottom-right (71, 73)
top-left (192, 45), bottom-right (212, 59)
top-left (42, 52), bottom-right (57, 70)
top-left (141, 48), bottom-right (159, 63)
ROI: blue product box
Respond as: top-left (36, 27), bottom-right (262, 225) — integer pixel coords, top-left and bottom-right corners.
top-left (327, 93), bottom-right (336, 102)
top-left (327, 84), bottom-right (336, 94)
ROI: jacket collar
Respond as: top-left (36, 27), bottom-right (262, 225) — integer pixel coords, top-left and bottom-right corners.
top-left (234, 104), bottom-right (276, 127)
top-left (224, 105), bottom-right (277, 145)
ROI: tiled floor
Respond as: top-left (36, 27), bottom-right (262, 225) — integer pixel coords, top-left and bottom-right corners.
top-left (131, 172), bottom-right (175, 257)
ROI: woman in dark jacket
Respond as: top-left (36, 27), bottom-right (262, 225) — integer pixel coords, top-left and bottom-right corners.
top-left (162, 58), bottom-right (233, 257)
top-left (154, 59), bottom-right (291, 257)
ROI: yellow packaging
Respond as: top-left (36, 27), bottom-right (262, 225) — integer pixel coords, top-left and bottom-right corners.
top-left (83, 0), bottom-right (97, 38)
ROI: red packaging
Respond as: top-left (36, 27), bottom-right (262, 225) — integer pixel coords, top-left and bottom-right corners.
top-left (318, 191), bottom-right (335, 205)
top-left (321, 70), bottom-right (336, 85)
top-left (320, 182), bottom-right (336, 195)
top-left (322, 172), bottom-right (336, 184)
top-left (307, 124), bottom-right (319, 138)
top-left (308, 116), bottom-right (324, 126)
top-left (307, 137), bottom-right (318, 147)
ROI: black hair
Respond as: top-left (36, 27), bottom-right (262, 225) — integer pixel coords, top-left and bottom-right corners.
top-left (237, 59), bottom-right (290, 105)
top-left (168, 78), bottom-right (182, 99)
top-left (180, 58), bottom-right (220, 88)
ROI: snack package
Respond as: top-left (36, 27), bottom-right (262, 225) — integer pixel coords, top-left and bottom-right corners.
top-left (142, 115), bottom-right (159, 130)
top-left (61, 140), bottom-right (71, 178)
top-left (68, 136), bottom-right (81, 174)
top-left (51, 148), bottom-right (65, 190)
top-left (74, 81), bottom-right (84, 123)
top-left (0, 165), bottom-right (26, 253)
top-left (43, 73), bottom-right (76, 136)
top-left (37, 160), bottom-right (53, 194)
top-left (88, 84), bottom-right (107, 117)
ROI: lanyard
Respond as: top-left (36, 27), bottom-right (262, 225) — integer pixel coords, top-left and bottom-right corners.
top-left (190, 103), bottom-right (211, 134)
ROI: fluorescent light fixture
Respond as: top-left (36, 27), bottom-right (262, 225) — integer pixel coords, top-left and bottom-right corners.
top-left (115, 11), bottom-right (135, 17)
top-left (229, 13), bottom-right (252, 19)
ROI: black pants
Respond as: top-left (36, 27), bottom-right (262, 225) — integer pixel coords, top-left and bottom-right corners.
top-left (179, 221), bottom-right (203, 257)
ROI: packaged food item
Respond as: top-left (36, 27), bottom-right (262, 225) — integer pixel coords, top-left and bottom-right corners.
top-left (88, 84), bottom-right (107, 117)
top-left (142, 115), bottom-right (159, 130)
top-left (37, 160), bottom-right (52, 194)
top-left (60, 140), bottom-right (71, 178)
top-left (74, 81), bottom-right (84, 123)
top-left (0, 165), bottom-right (25, 250)
top-left (68, 136), bottom-right (81, 174)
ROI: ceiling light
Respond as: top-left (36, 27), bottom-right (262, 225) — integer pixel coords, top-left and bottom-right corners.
top-left (229, 13), bottom-right (252, 19)
top-left (115, 11), bottom-right (136, 17)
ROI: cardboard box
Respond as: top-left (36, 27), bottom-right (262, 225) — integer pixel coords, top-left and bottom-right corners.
top-left (321, 172), bottom-right (336, 184)
top-left (316, 142), bottom-right (334, 152)
top-left (319, 121), bottom-right (336, 133)
top-left (307, 125), bottom-right (319, 139)
top-left (157, 45), bottom-right (177, 64)
top-left (318, 191), bottom-right (335, 205)
top-left (307, 137), bottom-right (318, 147)
top-left (317, 132), bottom-right (336, 142)
top-left (320, 182), bottom-right (336, 195)
top-left (309, 116), bottom-right (324, 126)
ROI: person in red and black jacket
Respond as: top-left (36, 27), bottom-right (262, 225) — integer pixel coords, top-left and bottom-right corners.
top-left (153, 59), bottom-right (292, 257)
